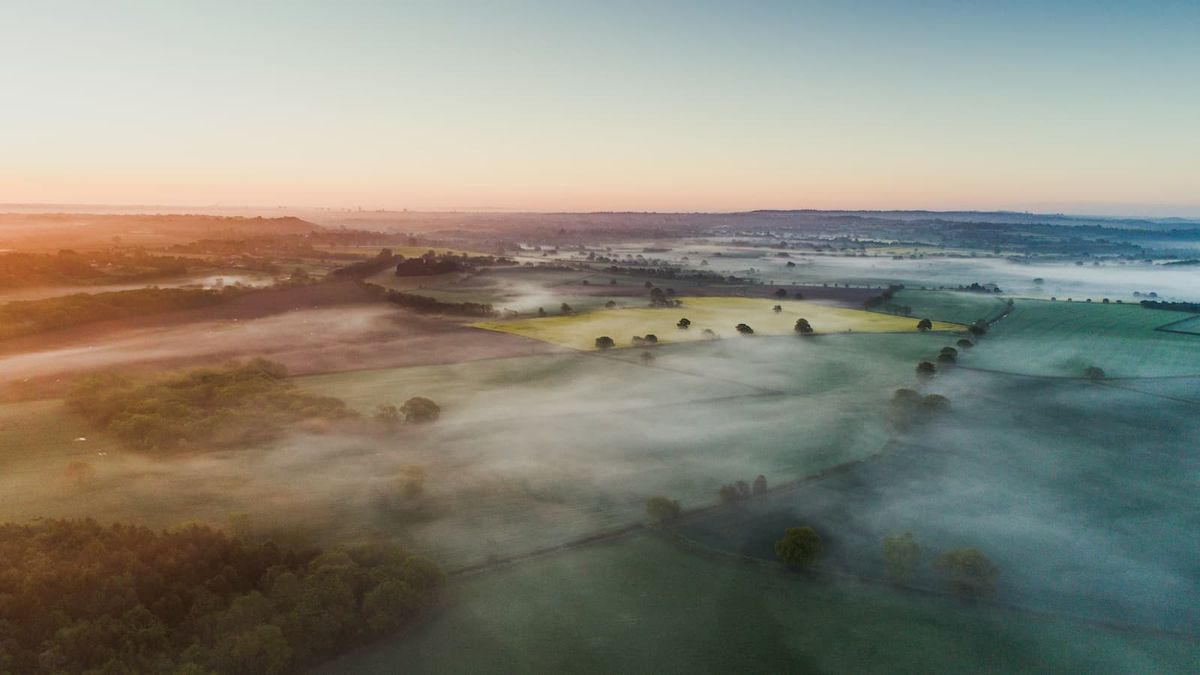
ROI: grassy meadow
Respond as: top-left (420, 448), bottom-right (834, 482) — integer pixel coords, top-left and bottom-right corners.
top-left (319, 533), bottom-right (1199, 674)
top-left (473, 296), bottom-right (961, 350)
top-left (963, 299), bottom-right (1200, 377)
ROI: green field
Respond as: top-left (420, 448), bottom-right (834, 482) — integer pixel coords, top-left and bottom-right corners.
top-left (889, 289), bottom-right (1011, 325)
top-left (320, 533), bottom-right (1198, 674)
top-left (292, 332), bottom-right (965, 566)
top-left (963, 299), bottom-right (1200, 377)
top-left (474, 297), bottom-right (961, 351)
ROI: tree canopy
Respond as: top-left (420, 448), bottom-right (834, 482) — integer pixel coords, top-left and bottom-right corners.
top-left (936, 547), bottom-right (1000, 596)
top-left (399, 397), bottom-right (441, 424)
top-left (775, 526), bottom-right (823, 570)
top-left (67, 359), bottom-right (354, 452)
top-left (645, 497), bottom-right (682, 522)
top-left (0, 519), bottom-right (443, 674)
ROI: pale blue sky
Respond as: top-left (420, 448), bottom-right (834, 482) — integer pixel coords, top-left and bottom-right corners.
top-left (1, 1), bottom-right (1197, 214)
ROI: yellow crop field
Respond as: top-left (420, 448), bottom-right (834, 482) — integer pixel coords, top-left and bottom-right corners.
top-left (473, 296), bottom-right (962, 350)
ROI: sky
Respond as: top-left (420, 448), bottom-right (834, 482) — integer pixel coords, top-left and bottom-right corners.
top-left (1, 0), bottom-right (1198, 215)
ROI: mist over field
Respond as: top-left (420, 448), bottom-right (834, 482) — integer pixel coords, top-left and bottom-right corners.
top-left (3, 0), bottom-right (1200, 670)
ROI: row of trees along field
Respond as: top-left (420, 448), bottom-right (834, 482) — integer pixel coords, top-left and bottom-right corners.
top-left (0, 519), bottom-right (444, 674)
top-left (0, 287), bottom-right (238, 340)
top-left (0, 250), bottom-right (194, 288)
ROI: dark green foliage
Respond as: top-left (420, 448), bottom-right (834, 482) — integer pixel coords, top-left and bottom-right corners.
top-left (719, 480), bottom-right (751, 503)
top-left (399, 397), bottom-right (440, 423)
top-left (967, 319), bottom-right (989, 336)
top-left (594, 336), bottom-right (615, 350)
top-left (0, 250), bottom-right (192, 289)
top-left (917, 318), bottom-right (933, 331)
top-left (1083, 366), bottom-right (1106, 381)
top-left (676, 318), bottom-right (691, 329)
top-left (794, 318), bottom-right (813, 335)
top-left (393, 255), bottom-right (463, 277)
top-left (1139, 300), bottom-right (1200, 313)
top-left (735, 323), bottom-right (754, 335)
top-left (882, 532), bottom-right (921, 584)
top-left (67, 359), bottom-right (354, 451)
top-left (936, 547), bottom-right (1000, 596)
top-left (0, 519), bottom-right (443, 674)
top-left (889, 389), bottom-right (950, 430)
top-left (775, 526), bottom-right (823, 570)
top-left (916, 360), bottom-right (937, 379)
top-left (752, 475), bottom-right (768, 495)
top-left (381, 289), bottom-right (496, 317)
top-left (0, 287), bottom-right (234, 340)
top-left (645, 496), bottom-right (682, 522)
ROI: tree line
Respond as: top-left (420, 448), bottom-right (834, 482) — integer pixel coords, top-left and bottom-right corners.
top-left (0, 518), bottom-right (443, 674)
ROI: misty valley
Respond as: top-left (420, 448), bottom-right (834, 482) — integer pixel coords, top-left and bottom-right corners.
top-left (0, 210), bottom-right (1197, 673)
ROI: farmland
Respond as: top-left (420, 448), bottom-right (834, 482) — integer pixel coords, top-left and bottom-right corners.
top-left (473, 297), bottom-right (961, 351)
top-left (961, 299), bottom-right (1200, 377)
top-left (320, 533), bottom-right (1199, 674)
top-left (672, 368), bottom-right (1200, 633)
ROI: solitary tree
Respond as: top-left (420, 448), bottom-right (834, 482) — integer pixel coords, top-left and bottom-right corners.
top-left (773, 304), bottom-right (783, 313)
top-left (775, 526), bottom-right (823, 570)
top-left (645, 496), bottom-right (681, 522)
top-left (920, 394), bottom-right (951, 414)
top-left (735, 323), bottom-right (754, 335)
top-left (794, 318), bottom-right (814, 335)
top-left (400, 397), bottom-right (440, 424)
top-left (537, 307), bottom-right (547, 317)
top-left (374, 404), bottom-right (403, 431)
top-left (936, 548), bottom-right (999, 596)
top-left (916, 361), bottom-right (937, 380)
top-left (882, 532), bottom-right (921, 584)
top-left (560, 302), bottom-right (573, 314)
top-left (917, 318), bottom-right (933, 331)
top-left (605, 300), bottom-right (617, 308)
top-left (594, 336), bottom-right (615, 350)
top-left (677, 318), bottom-right (691, 330)
top-left (1084, 366), bottom-right (1106, 381)
top-left (752, 474), bottom-right (768, 495)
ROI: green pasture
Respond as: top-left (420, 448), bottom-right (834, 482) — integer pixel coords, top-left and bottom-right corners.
top-left (888, 289), bottom-right (1011, 325)
top-left (963, 299), bottom-right (1200, 377)
top-left (474, 297), bottom-right (960, 351)
top-left (320, 533), bottom-right (1198, 674)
